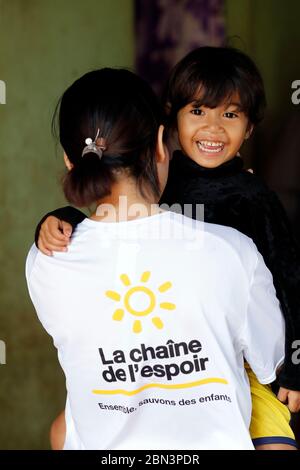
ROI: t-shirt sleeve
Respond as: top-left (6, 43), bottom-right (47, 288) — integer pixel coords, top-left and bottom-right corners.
top-left (240, 249), bottom-right (285, 384)
top-left (25, 244), bottom-right (39, 280)
top-left (25, 244), bottom-right (67, 343)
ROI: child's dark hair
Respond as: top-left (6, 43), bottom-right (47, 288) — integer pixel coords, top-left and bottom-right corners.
top-left (164, 46), bottom-right (266, 128)
top-left (54, 68), bottom-right (163, 207)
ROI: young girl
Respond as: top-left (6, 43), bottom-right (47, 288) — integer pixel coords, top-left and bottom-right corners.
top-left (26, 67), bottom-right (286, 450)
top-left (160, 47), bottom-right (300, 449)
top-left (35, 48), bottom-right (300, 450)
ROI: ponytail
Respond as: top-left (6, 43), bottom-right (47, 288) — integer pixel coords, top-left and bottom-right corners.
top-left (63, 153), bottom-right (115, 207)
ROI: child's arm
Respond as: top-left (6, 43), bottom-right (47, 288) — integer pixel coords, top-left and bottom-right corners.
top-left (50, 410), bottom-right (66, 450)
top-left (35, 206), bottom-right (86, 255)
top-left (277, 387), bottom-right (300, 413)
top-left (244, 188), bottom-right (300, 400)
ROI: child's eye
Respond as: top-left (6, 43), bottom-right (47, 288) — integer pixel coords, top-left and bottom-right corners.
top-left (224, 112), bottom-right (238, 118)
top-left (191, 108), bottom-right (204, 116)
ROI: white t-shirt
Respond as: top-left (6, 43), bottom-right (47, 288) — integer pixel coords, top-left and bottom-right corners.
top-left (26, 211), bottom-right (284, 450)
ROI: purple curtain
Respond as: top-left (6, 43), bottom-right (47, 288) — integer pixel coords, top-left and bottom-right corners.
top-left (135, 0), bottom-right (225, 94)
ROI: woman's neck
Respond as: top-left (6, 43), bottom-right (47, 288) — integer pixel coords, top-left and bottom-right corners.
top-left (90, 179), bottom-right (162, 223)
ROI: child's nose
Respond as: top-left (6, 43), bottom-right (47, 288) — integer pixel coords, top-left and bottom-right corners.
top-left (204, 113), bottom-right (223, 132)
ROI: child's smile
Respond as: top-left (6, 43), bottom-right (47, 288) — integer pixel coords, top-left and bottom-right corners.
top-left (177, 97), bottom-right (252, 169)
top-left (196, 140), bottom-right (225, 154)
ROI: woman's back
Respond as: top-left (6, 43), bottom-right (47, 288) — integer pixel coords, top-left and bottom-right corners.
top-left (26, 210), bottom-right (284, 449)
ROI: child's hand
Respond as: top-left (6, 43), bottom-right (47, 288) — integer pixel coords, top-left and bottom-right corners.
top-left (38, 216), bottom-right (72, 256)
top-left (277, 387), bottom-right (300, 412)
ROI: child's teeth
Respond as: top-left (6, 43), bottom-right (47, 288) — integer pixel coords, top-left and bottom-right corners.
top-left (200, 141), bottom-right (223, 147)
top-left (197, 141), bottom-right (224, 153)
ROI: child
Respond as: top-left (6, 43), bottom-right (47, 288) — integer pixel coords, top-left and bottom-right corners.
top-left (161, 46), bottom-right (300, 423)
top-left (34, 48), bottom-right (300, 450)
top-left (26, 67), bottom-right (286, 450)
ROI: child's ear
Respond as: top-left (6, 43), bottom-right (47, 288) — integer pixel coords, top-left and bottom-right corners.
top-left (64, 153), bottom-right (73, 171)
top-left (164, 101), bottom-right (172, 116)
top-left (245, 124), bottom-right (254, 140)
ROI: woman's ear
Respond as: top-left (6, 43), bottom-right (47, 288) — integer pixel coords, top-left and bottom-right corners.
top-left (156, 125), bottom-right (169, 163)
top-left (64, 153), bottom-right (73, 171)
top-left (156, 125), bottom-right (170, 195)
top-left (245, 124), bottom-right (254, 140)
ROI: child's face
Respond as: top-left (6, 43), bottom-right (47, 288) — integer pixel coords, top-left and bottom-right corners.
top-left (176, 95), bottom-right (252, 168)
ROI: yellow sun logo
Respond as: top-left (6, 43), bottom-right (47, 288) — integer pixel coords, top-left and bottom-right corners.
top-left (105, 271), bottom-right (175, 333)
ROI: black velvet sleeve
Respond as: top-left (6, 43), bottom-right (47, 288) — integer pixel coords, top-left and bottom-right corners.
top-left (243, 191), bottom-right (300, 390)
top-left (34, 206), bottom-right (86, 247)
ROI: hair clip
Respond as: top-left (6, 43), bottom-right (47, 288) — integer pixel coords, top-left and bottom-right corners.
top-left (82, 128), bottom-right (107, 159)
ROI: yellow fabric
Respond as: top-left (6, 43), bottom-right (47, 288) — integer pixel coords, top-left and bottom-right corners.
top-left (246, 365), bottom-right (295, 440)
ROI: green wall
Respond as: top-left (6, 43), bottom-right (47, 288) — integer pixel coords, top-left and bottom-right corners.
top-left (0, 0), bottom-right (134, 449)
top-left (225, 0), bottom-right (300, 169)
top-left (226, 0), bottom-right (300, 114)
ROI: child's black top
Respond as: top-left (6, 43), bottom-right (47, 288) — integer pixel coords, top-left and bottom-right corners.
top-left (34, 151), bottom-right (300, 390)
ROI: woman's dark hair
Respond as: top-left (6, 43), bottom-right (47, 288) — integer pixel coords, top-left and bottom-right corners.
top-left (163, 46), bottom-right (266, 128)
top-left (54, 68), bottom-right (163, 207)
